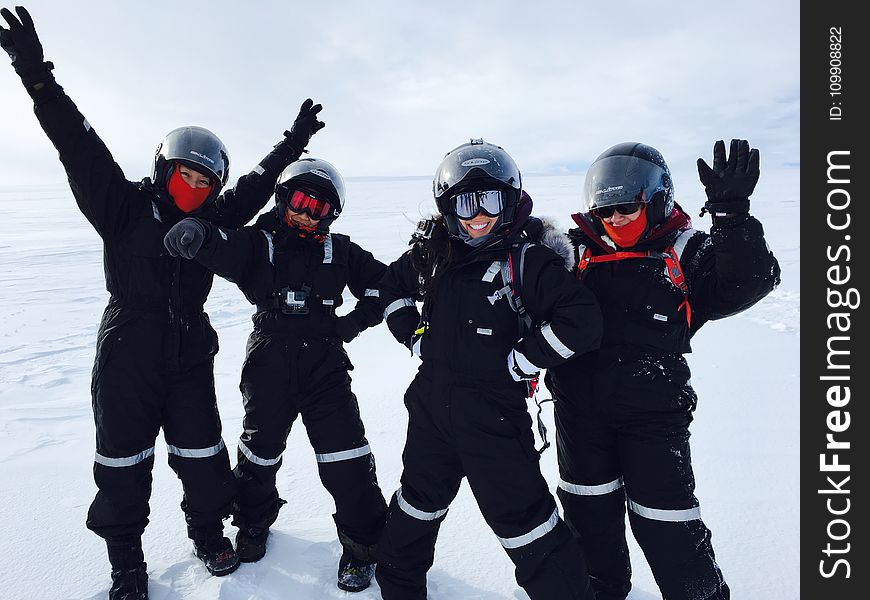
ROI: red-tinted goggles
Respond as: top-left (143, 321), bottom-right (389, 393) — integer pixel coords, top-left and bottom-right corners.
top-left (287, 189), bottom-right (333, 219)
top-left (591, 201), bottom-right (644, 219)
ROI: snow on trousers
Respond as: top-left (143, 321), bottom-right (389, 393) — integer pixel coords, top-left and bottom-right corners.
top-left (375, 371), bottom-right (595, 600)
top-left (86, 316), bottom-right (236, 544)
top-left (232, 333), bottom-right (387, 550)
top-left (554, 375), bottom-right (729, 600)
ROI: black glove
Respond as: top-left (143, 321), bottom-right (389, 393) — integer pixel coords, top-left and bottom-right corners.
top-left (334, 315), bottom-right (361, 344)
top-left (273, 98), bottom-right (325, 161)
top-left (697, 139), bottom-right (759, 218)
top-left (0, 6), bottom-right (54, 88)
top-left (164, 218), bottom-right (207, 259)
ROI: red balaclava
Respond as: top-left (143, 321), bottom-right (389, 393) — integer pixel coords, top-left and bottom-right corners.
top-left (167, 163), bottom-right (214, 213)
top-left (601, 204), bottom-right (648, 248)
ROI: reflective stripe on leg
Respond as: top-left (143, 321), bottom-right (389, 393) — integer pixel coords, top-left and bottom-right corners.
top-left (395, 488), bottom-right (449, 521)
top-left (238, 441), bottom-right (282, 467)
top-left (558, 476), bottom-right (624, 496)
top-left (94, 447), bottom-right (155, 467)
top-left (628, 498), bottom-right (701, 522)
top-left (166, 439), bottom-right (226, 458)
top-left (497, 507), bottom-right (560, 549)
top-left (315, 444), bottom-right (371, 464)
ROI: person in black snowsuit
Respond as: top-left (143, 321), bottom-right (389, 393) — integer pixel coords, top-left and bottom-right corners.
top-left (374, 139), bottom-right (604, 600)
top-left (163, 157), bottom-right (389, 593)
top-left (546, 140), bottom-right (781, 600)
top-left (0, 6), bottom-right (326, 599)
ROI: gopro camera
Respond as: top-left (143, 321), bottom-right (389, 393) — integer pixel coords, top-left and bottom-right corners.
top-left (280, 286), bottom-right (310, 315)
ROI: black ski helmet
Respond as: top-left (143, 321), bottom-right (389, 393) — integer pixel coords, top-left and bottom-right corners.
top-left (151, 125), bottom-right (230, 207)
top-left (583, 142), bottom-right (674, 227)
top-left (275, 157), bottom-right (345, 231)
top-left (433, 138), bottom-right (522, 237)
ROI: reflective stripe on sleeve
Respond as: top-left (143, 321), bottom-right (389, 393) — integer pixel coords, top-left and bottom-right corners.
top-left (252, 164), bottom-right (265, 176)
top-left (395, 489), bottom-right (449, 521)
top-left (323, 234), bottom-right (333, 263)
top-left (541, 323), bottom-right (574, 359)
top-left (497, 508), bottom-right (560, 549)
top-left (239, 441), bottom-right (282, 467)
top-left (262, 230), bottom-right (275, 265)
top-left (384, 298), bottom-right (415, 319)
top-left (628, 498), bottom-right (701, 522)
top-left (558, 477), bottom-right (624, 496)
top-left (315, 444), bottom-right (371, 463)
top-left (94, 447), bottom-right (155, 468)
top-left (166, 439), bottom-right (226, 459)
top-left (364, 289), bottom-right (380, 297)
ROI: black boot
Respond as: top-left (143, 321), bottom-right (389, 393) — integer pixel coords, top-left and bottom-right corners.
top-left (107, 541), bottom-right (148, 600)
top-left (337, 549), bottom-right (376, 593)
top-left (235, 526), bottom-right (269, 563)
top-left (191, 526), bottom-right (240, 577)
top-left (335, 530), bottom-right (378, 593)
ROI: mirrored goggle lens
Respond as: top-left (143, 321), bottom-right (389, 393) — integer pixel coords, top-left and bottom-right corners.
top-left (288, 190), bottom-right (332, 219)
top-left (592, 201), bottom-right (643, 219)
top-left (452, 190), bottom-right (505, 219)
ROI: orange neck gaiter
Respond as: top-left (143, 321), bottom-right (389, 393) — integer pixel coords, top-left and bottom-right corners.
top-left (601, 205), bottom-right (648, 248)
top-left (167, 164), bottom-right (214, 213)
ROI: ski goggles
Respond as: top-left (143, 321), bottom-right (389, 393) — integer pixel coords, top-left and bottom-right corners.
top-left (451, 190), bottom-right (505, 220)
top-left (591, 200), bottom-right (644, 219)
top-left (286, 189), bottom-right (333, 219)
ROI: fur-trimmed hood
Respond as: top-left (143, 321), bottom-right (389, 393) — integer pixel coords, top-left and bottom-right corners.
top-left (527, 217), bottom-right (576, 271)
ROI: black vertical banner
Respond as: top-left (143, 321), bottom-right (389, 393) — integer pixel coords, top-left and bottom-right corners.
top-left (802, 2), bottom-right (868, 597)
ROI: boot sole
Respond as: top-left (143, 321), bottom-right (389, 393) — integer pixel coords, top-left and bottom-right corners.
top-left (206, 560), bottom-right (240, 577)
top-left (337, 581), bottom-right (371, 593)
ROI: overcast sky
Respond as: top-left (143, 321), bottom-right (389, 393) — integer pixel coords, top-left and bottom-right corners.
top-left (0, 0), bottom-right (799, 188)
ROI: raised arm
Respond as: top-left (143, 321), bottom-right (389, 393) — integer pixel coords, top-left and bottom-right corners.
top-left (213, 99), bottom-right (325, 228)
top-left (2, 6), bottom-right (137, 239)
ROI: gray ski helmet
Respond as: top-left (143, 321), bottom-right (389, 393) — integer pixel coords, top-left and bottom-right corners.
top-left (433, 138), bottom-right (522, 236)
top-left (275, 157), bottom-right (345, 230)
top-left (152, 126), bottom-right (230, 204)
top-left (583, 142), bottom-right (674, 227)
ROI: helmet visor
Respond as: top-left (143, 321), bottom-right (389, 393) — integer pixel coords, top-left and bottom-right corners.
top-left (583, 155), bottom-right (669, 211)
top-left (452, 190), bottom-right (505, 219)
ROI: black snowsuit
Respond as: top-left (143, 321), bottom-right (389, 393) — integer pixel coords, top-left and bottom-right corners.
top-left (546, 205), bottom-right (781, 600)
top-left (26, 78), bottom-right (291, 546)
top-left (375, 218), bottom-right (603, 600)
top-left (188, 209), bottom-right (388, 555)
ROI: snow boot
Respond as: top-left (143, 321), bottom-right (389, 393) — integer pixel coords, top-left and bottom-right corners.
top-left (192, 534), bottom-right (240, 577)
top-left (107, 541), bottom-right (148, 600)
top-left (337, 549), bottom-right (376, 592)
top-left (109, 565), bottom-right (148, 600)
top-left (235, 526), bottom-right (269, 563)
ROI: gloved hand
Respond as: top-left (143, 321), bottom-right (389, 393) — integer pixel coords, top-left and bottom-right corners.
top-left (274, 98), bottom-right (325, 161)
top-left (164, 218), bottom-right (207, 259)
top-left (0, 6), bottom-right (54, 88)
top-left (507, 348), bottom-right (540, 382)
top-left (697, 139), bottom-right (759, 218)
top-left (334, 315), bottom-right (361, 344)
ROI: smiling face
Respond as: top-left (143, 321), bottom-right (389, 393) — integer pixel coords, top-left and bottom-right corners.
top-left (458, 214), bottom-right (499, 238)
top-left (284, 207), bottom-right (321, 229)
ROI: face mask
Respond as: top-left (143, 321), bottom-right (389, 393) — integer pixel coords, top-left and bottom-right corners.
top-left (601, 205), bottom-right (648, 248)
top-left (167, 164), bottom-right (214, 213)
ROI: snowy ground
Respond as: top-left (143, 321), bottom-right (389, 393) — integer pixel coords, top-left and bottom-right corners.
top-left (0, 171), bottom-right (799, 599)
